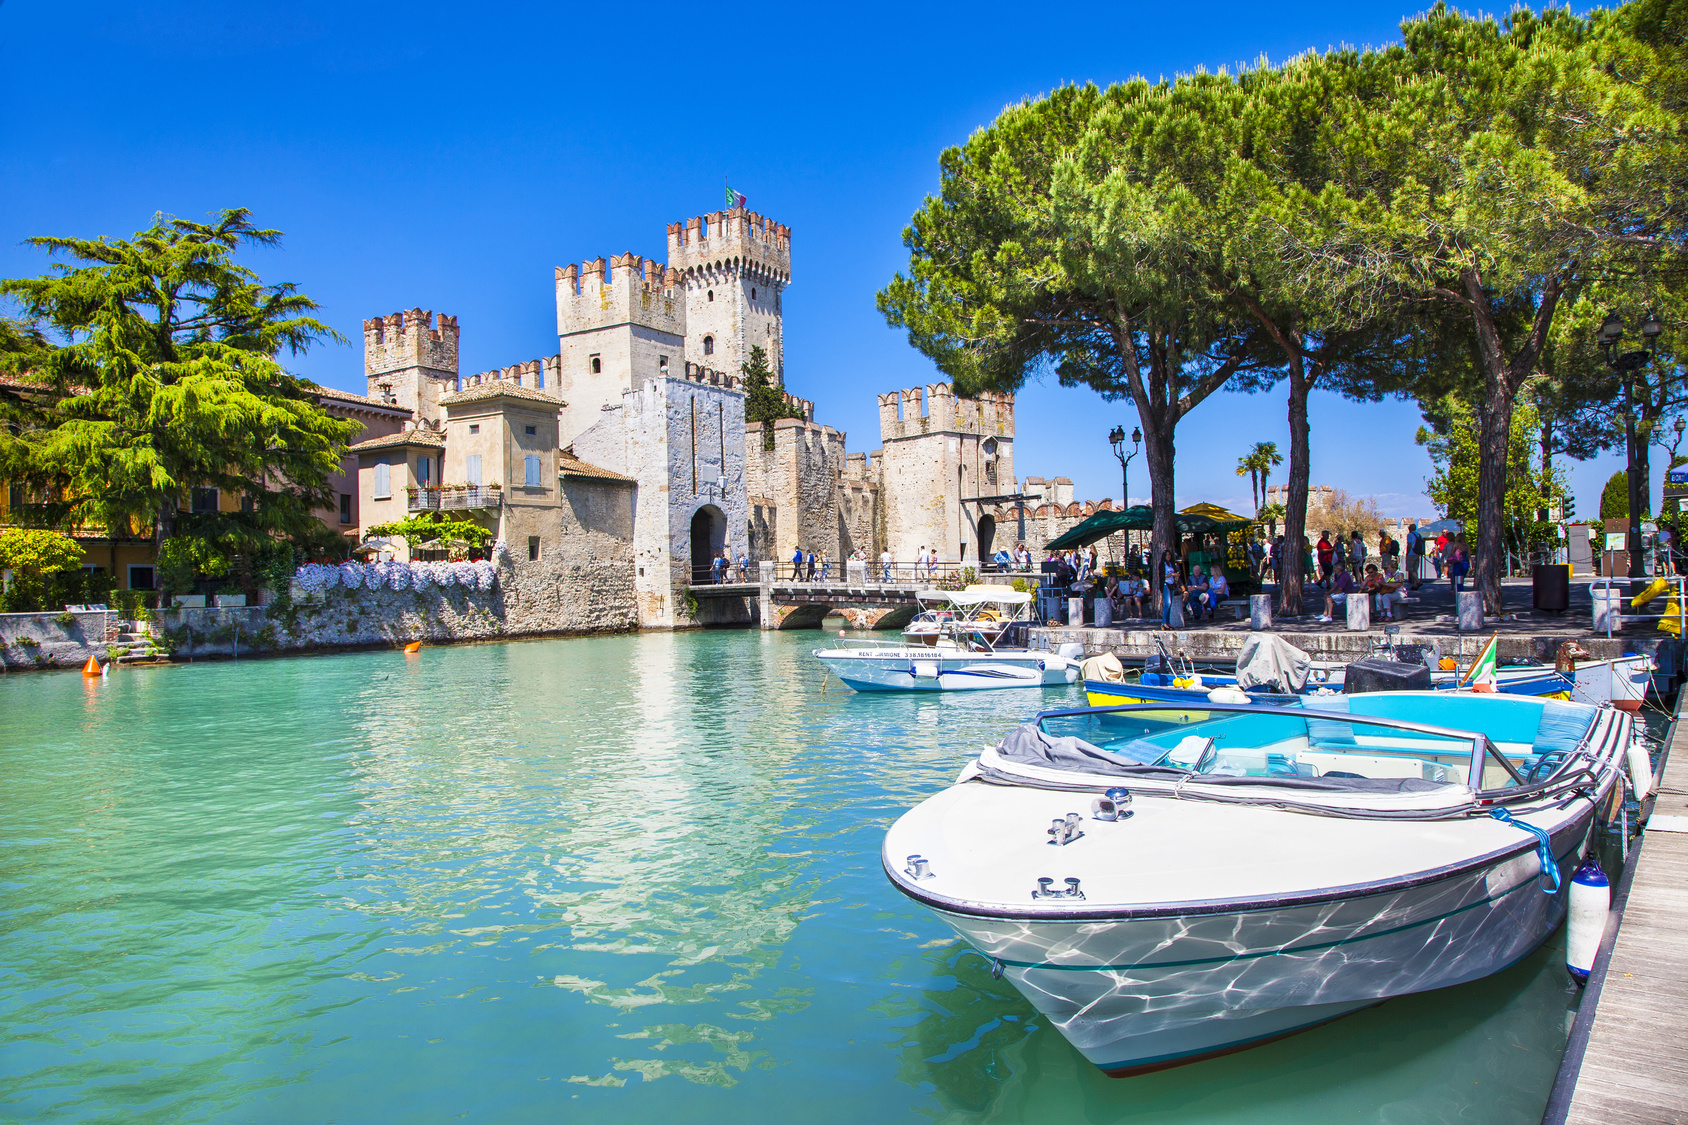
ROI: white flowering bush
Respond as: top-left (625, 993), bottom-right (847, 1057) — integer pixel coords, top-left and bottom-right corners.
top-left (296, 563), bottom-right (339, 593)
top-left (339, 562), bottom-right (366, 590)
top-left (491, 538), bottom-right (509, 565)
top-left (472, 560), bottom-right (497, 590)
top-left (450, 561), bottom-right (478, 588)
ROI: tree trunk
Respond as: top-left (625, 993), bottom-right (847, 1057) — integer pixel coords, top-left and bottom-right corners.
top-left (155, 501), bottom-right (177, 600)
top-left (1139, 414), bottom-right (1177, 617)
top-left (1278, 355), bottom-right (1312, 617)
top-left (1474, 386), bottom-right (1515, 615)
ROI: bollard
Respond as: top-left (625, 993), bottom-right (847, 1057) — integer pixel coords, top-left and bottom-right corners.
top-left (1346, 594), bottom-right (1371, 631)
top-left (1168, 595), bottom-right (1185, 629)
top-left (846, 560), bottom-right (866, 585)
top-left (1590, 583), bottom-right (1623, 634)
top-left (1067, 597), bottom-right (1084, 626)
top-left (1093, 597), bottom-right (1113, 628)
top-left (1457, 590), bottom-right (1483, 631)
top-left (1249, 593), bottom-right (1272, 631)
top-left (758, 560), bottom-right (775, 585)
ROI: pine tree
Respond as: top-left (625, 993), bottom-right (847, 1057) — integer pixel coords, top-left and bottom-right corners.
top-left (741, 345), bottom-right (801, 450)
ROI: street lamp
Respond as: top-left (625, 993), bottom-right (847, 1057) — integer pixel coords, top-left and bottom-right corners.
top-left (1109, 424), bottom-right (1142, 568)
top-left (1599, 311), bottom-right (1664, 582)
top-left (1108, 425), bottom-right (1141, 506)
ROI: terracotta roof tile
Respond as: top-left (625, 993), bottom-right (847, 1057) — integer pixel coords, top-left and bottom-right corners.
top-left (557, 450), bottom-right (633, 483)
top-left (312, 384), bottom-right (409, 412)
top-left (438, 381), bottom-right (561, 407)
top-left (348, 429), bottom-right (446, 452)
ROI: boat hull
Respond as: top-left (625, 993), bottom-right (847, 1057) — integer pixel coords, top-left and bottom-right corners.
top-left (1570, 654), bottom-right (1651, 712)
top-left (817, 648), bottom-right (1078, 691)
top-left (909, 816), bottom-right (1588, 1075)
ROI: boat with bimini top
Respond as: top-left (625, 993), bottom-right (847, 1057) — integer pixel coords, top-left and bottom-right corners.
top-left (882, 691), bottom-right (1637, 1075)
top-left (815, 624), bottom-right (1079, 692)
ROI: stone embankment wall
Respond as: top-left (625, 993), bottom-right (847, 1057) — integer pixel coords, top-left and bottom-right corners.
top-left (148, 559), bottom-right (638, 659)
top-left (0, 610), bottom-right (113, 671)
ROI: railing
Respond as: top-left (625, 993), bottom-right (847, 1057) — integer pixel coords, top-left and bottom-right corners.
top-left (687, 560), bottom-right (1032, 587)
top-left (408, 487), bottom-right (502, 512)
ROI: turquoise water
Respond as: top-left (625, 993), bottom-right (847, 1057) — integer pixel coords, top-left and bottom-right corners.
top-left (1, 629), bottom-right (1582, 1123)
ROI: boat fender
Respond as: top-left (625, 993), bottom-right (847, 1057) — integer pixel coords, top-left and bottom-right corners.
top-left (1173, 674), bottom-right (1203, 690)
top-left (911, 661), bottom-right (939, 679)
top-left (1627, 739), bottom-right (1654, 801)
top-left (1488, 808), bottom-right (1561, 894)
top-left (1206, 687), bottom-right (1250, 705)
top-left (1056, 642), bottom-right (1085, 661)
top-left (1566, 854), bottom-right (1610, 985)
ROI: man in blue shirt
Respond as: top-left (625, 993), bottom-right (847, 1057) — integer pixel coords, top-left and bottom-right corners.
top-left (792, 545), bottom-right (804, 581)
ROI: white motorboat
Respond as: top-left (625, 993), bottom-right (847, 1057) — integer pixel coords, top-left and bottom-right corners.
top-left (1567, 652), bottom-right (1651, 711)
top-left (883, 692), bottom-right (1635, 1075)
top-left (902, 585), bottom-right (1032, 648)
top-left (816, 627), bottom-right (1079, 692)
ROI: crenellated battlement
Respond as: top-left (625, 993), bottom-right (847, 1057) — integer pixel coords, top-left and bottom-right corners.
top-left (679, 361), bottom-right (741, 392)
top-left (667, 208), bottom-right (791, 284)
top-left (555, 254), bottom-right (686, 340)
top-left (877, 383), bottom-right (1015, 443)
top-left (364, 308), bottom-right (459, 377)
top-left (459, 356), bottom-right (562, 397)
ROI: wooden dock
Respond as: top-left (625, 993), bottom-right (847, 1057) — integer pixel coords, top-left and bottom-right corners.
top-left (1545, 698), bottom-right (1688, 1125)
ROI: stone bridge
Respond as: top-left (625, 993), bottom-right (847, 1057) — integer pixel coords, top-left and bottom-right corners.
top-left (688, 569), bottom-right (929, 630)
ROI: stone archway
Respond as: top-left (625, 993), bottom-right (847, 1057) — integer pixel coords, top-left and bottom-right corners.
top-left (978, 515), bottom-right (997, 564)
top-left (690, 504), bottom-right (726, 581)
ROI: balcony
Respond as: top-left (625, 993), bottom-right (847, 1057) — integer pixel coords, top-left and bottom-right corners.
top-left (408, 487), bottom-right (502, 512)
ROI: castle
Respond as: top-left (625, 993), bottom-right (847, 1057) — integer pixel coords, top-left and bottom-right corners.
top-left (333, 202), bottom-right (1116, 629)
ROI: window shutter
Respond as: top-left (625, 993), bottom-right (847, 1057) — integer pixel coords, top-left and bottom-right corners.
top-left (373, 461), bottom-right (390, 497)
top-left (417, 456), bottom-right (431, 486)
top-left (525, 454), bottom-right (541, 486)
top-left (466, 455), bottom-right (482, 486)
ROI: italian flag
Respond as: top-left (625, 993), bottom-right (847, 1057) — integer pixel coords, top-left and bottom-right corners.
top-left (726, 185), bottom-right (747, 210)
top-left (1462, 634), bottom-right (1499, 692)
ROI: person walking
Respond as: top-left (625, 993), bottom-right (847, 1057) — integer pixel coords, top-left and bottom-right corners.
top-left (738, 551), bottom-right (750, 583)
top-left (819, 550), bottom-right (832, 581)
top-left (1433, 530), bottom-right (1449, 579)
top-left (1349, 530), bottom-right (1367, 579)
top-left (791, 544), bottom-right (805, 582)
top-left (1160, 549), bottom-right (1182, 631)
top-left (1404, 522), bottom-right (1422, 588)
top-left (1448, 536), bottom-right (1469, 594)
top-left (1316, 532), bottom-right (1335, 584)
top-left (880, 547), bottom-right (892, 582)
top-left (805, 549), bottom-right (817, 582)
top-left (711, 552), bottom-right (726, 584)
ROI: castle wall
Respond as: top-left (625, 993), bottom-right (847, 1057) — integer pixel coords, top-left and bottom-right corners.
top-left (570, 376), bottom-right (748, 629)
top-left (743, 418), bottom-right (846, 562)
top-left (555, 323), bottom-right (683, 443)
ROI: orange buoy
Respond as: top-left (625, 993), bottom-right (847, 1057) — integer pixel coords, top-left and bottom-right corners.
top-left (403, 641), bottom-right (422, 653)
top-left (81, 656), bottom-right (102, 677)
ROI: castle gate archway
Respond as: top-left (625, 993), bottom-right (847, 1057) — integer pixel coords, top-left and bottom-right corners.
top-left (690, 504), bottom-right (726, 580)
top-left (978, 515), bottom-right (996, 564)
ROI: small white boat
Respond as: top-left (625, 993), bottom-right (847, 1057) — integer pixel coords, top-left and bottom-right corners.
top-left (1567, 653), bottom-right (1651, 712)
top-left (816, 628), bottom-right (1079, 692)
top-left (883, 692), bottom-right (1633, 1074)
top-left (902, 585), bottom-right (1031, 648)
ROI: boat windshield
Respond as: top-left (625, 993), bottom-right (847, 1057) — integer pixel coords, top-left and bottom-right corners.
top-left (1034, 699), bottom-right (1595, 791)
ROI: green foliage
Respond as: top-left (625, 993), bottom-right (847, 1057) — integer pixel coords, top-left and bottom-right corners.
top-left (0, 209), bottom-right (358, 594)
top-left (0, 527), bottom-right (83, 577)
top-left (54, 611), bottom-right (76, 628)
top-left (1600, 471), bottom-right (1642, 520)
top-left (1418, 396), bottom-right (1568, 561)
top-left (365, 513), bottom-right (493, 551)
top-left (156, 535), bottom-right (229, 595)
top-left (741, 345), bottom-right (802, 451)
top-left (0, 528), bottom-right (87, 612)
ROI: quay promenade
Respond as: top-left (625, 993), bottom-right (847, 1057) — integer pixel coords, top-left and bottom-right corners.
top-left (1023, 576), bottom-right (1685, 669)
top-left (1546, 691), bottom-right (1688, 1125)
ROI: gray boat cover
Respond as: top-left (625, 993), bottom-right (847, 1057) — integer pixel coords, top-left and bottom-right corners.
top-left (1235, 634), bottom-right (1313, 693)
top-left (980, 721), bottom-right (1447, 794)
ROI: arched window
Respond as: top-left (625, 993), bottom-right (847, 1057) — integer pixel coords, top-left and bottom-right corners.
top-left (750, 287), bottom-right (756, 299)
top-left (707, 289), bottom-right (714, 302)
top-left (703, 336), bottom-right (714, 356)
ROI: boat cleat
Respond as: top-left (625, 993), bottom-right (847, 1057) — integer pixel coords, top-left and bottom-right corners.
top-left (1047, 813), bottom-right (1085, 845)
top-left (903, 854), bottom-right (935, 881)
top-left (1032, 876), bottom-right (1084, 901)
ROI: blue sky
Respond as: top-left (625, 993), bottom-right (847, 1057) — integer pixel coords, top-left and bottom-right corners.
top-left (0, 0), bottom-right (1635, 519)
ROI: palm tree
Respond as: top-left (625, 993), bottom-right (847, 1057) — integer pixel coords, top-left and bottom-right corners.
top-left (1251, 442), bottom-right (1283, 514)
top-left (1236, 454), bottom-right (1260, 515)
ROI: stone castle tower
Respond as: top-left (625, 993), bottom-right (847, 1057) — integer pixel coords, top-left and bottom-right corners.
top-left (874, 383), bottom-right (1015, 564)
top-left (667, 210), bottom-right (792, 380)
top-left (364, 309), bottom-right (459, 425)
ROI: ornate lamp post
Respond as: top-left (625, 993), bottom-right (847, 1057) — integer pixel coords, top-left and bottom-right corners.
top-left (1599, 310), bottom-right (1664, 581)
top-left (1109, 425), bottom-right (1142, 569)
